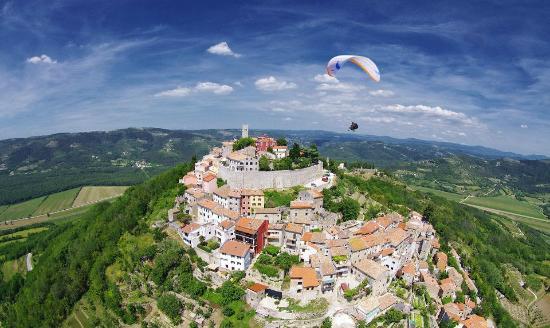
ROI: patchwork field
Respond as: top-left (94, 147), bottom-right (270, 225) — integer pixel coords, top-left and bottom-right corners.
top-left (463, 195), bottom-right (546, 219)
top-left (33, 188), bottom-right (81, 216)
top-left (411, 186), bottom-right (467, 202)
top-left (0, 197), bottom-right (46, 221)
top-left (73, 186), bottom-right (128, 207)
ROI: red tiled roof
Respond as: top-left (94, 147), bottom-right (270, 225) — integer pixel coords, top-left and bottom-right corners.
top-left (289, 266), bottom-right (319, 288)
top-left (220, 240), bottom-right (250, 257)
top-left (181, 223), bottom-right (201, 234)
top-left (290, 201), bottom-right (314, 209)
top-left (235, 217), bottom-right (265, 234)
top-left (248, 282), bottom-right (268, 293)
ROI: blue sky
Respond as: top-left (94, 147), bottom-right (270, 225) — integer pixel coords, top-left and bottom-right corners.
top-left (1, 0), bottom-right (549, 155)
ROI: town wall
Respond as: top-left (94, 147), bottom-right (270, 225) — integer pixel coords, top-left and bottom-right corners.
top-left (218, 163), bottom-right (324, 189)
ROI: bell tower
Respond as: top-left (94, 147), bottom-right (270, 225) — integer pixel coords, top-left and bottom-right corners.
top-left (242, 124), bottom-right (249, 138)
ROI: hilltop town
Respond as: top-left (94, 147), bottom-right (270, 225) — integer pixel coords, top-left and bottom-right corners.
top-left (166, 125), bottom-right (490, 327)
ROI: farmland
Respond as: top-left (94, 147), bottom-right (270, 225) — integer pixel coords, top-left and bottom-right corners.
top-left (0, 186), bottom-right (128, 229)
top-left (73, 186), bottom-right (128, 207)
top-left (411, 185), bottom-right (466, 202)
top-left (33, 188), bottom-right (81, 216)
top-left (462, 195), bottom-right (546, 219)
top-left (0, 197), bottom-right (46, 221)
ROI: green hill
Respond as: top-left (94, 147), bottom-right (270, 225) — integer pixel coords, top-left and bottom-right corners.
top-left (0, 164), bottom-right (548, 327)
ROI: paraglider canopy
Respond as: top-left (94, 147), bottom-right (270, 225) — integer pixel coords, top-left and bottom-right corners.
top-left (349, 122), bottom-right (359, 131)
top-left (326, 55), bottom-right (380, 82)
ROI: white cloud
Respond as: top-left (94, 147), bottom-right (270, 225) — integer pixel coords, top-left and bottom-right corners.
top-left (206, 42), bottom-right (241, 57)
top-left (369, 89), bottom-right (394, 97)
top-left (283, 117), bottom-right (292, 121)
top-left (195, 82), bottom-right (233, 95)
top-left (155, 82), bottom-right (233, 97)
top-left (154, 86), bottom-right (191, 97)
top-left (255, 76), bottom-right (297, 91)
top-left (458, 132), bottom-right (467, 136)
top-left (313, 74), bottom-right (339, 84)
top-left (316, 82), bottom-right (363, 93)
top-left (360, 116), bottom-right (396, 123)
top-left (382, 104), bottom-right (478, 125)
top-left (520, 124), bottom-right (528, 128)
top-left (26, 54), bottom-right (57, 64)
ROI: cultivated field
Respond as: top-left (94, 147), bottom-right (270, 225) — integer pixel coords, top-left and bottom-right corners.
top-left (73, 186), bottom-right (128, 207)
top-left (1, 256), bottom-right (27, 281)
top-left (33, 188), bottom-right (81, 216)
top-left (0, 197), bottom-right (46, 221)
top-left (411, 186), bottom-right (466, 202)
top-left (463, 195), bottom-right (546, 219)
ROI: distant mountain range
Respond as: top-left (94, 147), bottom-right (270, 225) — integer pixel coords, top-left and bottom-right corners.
top-left (0, 127), bottom-right (547, 205)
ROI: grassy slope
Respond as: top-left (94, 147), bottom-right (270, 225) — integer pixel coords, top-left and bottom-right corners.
top-left (72, 186), bottom-right (129, 207)
top-left (0, 197), bottom-right (46, 221)
top-left (1, 256), bottom-right (27, 281)
top-left (411, 185), bottom-right (467, 202)
top-left (33, 188), bottom-right (81, 216)
top-left (463, 195), bottom-right (546, 219)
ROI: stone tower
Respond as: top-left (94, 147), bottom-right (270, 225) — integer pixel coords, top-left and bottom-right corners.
top-left (242, 124), bottom-right (249, 138)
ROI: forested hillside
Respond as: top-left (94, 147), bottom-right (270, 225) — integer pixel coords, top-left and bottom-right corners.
top-left (1, 163), bottom-right (547, 327)
top-left (0, 163), bottom-right (192, 327)
top-left (1, 128), bottom-right (547, 206)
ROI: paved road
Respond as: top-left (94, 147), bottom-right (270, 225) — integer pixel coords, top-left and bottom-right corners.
top-left (26, 252), bottom-right (33, 271)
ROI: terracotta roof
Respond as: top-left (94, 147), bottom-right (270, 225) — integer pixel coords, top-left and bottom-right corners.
top-left (349, 237), bottom-right (367, 251)
top-left (352, 258), bottom-right (388, 280)
top-left (381, 247), bottom-right (395, 256)
top-left (376, 216), bottom-right (393, 228)
top-left (320, 260), bottom-right (336, 276)
top-left (219, 220), bottom-right (235, 230)
top-left (248, 282), bottom-right (268, 293)
top-left (254, 207), bottom-right (280, 214)
top-left (220, 208), bottom-right (239, 221)
top-left (203, 173), bottom-right (216, 182)
top-left (301, 232), bottom-right (312, 242)
top-left (400, 262), bottom-right (415, 276)
top-left (330, 246), bottom-right (349, 257)
top-left (355, 221), bottom-right (379, 235)
top-left (326, 239), bottom-right (348, 248)
top-left (358, 297), bottom-right (379, 313)
top-left (419, 261), bottom-right (429, 270)
top-left (363, 233), bottom-right (385, 248)
top-left (436, 252), bottom-right (448, 271)
top-left (290, 200), bottom-right (314, 209)
top-left (269, 223), bottom-right (285, 230)
top-left (462, 315), bottom-right (487, 328)
top-left (198, 199), bottom-right (219, 211)
top-left (235, 217), bottom-right (265, 234)
top-left (308, 189), bottom-right (324, 199)
top-left (289, 266), bottom-right (319, 288)
top-left (272, 145), bottom-right (287, 150)
top-left (432, 237), bottom-right (440, 249)
top-left (186, 187), bottom-right (205, 198)
top-left (385, 228), bottom-right (408, 246)
top-left (220, 240), bottom-right (250, 257)
top-left (442, 303), bottom-right (462, 322)
top-left (466, 299), bottom-right (476, 309)
top-left (285, 223), bottom-right (303, 234)
top-left (213, 185), bottom-right (231, 198)
top-left (227, 152), bottom-right (248, 161)
top-left (378, 293), bottom-right (398, 311)
top-left (181, 223), bottom-right (201, 233)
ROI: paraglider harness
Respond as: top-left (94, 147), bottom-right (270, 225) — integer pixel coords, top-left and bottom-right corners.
top-left (349, 122), bottom-right (359, 131)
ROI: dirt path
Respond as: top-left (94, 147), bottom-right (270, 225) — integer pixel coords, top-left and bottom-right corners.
top-left (26, 253), bottom-right (33, 271)
top-left (527, 288), bottom-right (538, 307)
top-left (464, 203), bottom-right (548, 222)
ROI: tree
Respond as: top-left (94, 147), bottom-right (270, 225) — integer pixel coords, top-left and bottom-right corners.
top-left (232, 137), bottom-right (255, 151)
top-left (339, 197), bottom-right (360, 221)
top-left (276, 138), bottom-right (287, 146)
top-left (217, 178), bottom-right (226, 188)
top-left (289, 143), bottom-right (301, 160)
top-left (384, 308), bottom-right (404, 323)
top-left (259, 156), bottom-right (270, 171)
top-left (321, 317), bottom-right (332, 328)
top-left (157, 294), bottom-right (182, 325)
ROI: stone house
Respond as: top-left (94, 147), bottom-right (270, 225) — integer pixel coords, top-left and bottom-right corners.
top-left (253, 207), bottom-right (281, 223)
top-left (289, 266), bottom-right (320, 294)
top-left (219, 240), bottom-right (252, 271)
top-left (351, 258), bottom-right (390, 296)
top-left (289, 200), bottom-right (314, 223)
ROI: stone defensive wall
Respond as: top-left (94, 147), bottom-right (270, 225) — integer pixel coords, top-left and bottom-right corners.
top-left (218, 163), bottom-right (324, 189)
